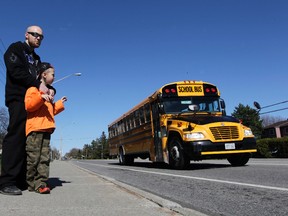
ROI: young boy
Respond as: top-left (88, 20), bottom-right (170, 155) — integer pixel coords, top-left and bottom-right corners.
top-left (24, 62), bottom-right (67, 194)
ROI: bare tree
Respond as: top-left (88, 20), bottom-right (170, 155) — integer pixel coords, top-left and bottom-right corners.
top-left (261, 115), bottom-right (286, 127)
top-left (50, 147), bottom-right (60, 160)
top-left (67, 148), bottom-right (83, 159)
top-left (0, 107), bottom-right (9, 149)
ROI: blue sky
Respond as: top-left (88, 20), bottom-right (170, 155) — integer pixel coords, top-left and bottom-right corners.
top-left (1, 0), bottom-right (288, 155)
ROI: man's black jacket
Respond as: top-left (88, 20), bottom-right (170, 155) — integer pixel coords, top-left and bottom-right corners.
top-left (4, 41), bottom-right (41, 106)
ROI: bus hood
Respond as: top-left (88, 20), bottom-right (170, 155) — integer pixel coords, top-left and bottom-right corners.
top-left (170, 115), bottom-right (240, 125)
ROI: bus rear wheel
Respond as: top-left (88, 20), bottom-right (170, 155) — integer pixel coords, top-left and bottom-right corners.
top-left (119, 147), bottom-right (134, 165)
top-left (227, 153), bottom-right (250, 166)
top-left (168, 137), bottom-right (190, 169)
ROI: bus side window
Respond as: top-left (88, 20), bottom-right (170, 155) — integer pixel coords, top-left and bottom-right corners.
top-left (119, 120), bottom-right (124, 134)
top-left (134, 110), bottom-right (140, 127)
top-left (132, 113), bottom-right (136, 128)
top-left (111, 125), bottom-right (115, 137)
top-left (139, 107), bottom-right (145, 125)
top-left (123, 119), bottom-right (127, 133)
top-left (108, 127), bottom-right (112, 138)
top-left (124, 119), bottom-right (128, 132)
top-left (127, 115), bottom-right (131, 130)
top-left (116, 122), bottom-right (120, 135)
top-left (144, 104), bottom-right (151, 123)
top-left (113, 124), bottom-right (116, 136)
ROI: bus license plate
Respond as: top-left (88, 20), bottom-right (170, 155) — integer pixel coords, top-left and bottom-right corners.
top-left (225, 143), bottom-right (235, 150)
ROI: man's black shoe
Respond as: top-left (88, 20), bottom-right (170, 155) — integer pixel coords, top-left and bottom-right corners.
top-left (0, 185), bottom-right (22, 195)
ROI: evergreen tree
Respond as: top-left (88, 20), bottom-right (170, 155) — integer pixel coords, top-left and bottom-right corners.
top-left (66, 131), bottom-right (109, 159)
top-left (91, 132), bottom-right (109, 159)
top-left (231, 103), bottom-right (263, 138)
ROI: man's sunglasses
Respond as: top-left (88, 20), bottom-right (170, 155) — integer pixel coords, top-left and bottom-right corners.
top-left (28, 32), bottom-right (44, 40)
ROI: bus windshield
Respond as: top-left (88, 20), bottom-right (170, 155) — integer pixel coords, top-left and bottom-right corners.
top-left (162, 96), bottom-right (221, 114)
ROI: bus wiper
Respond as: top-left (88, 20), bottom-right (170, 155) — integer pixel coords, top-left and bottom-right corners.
top-left (202, 111), bottom-right (212, 115)
top-left (177, 110), bottom-right (192, 117)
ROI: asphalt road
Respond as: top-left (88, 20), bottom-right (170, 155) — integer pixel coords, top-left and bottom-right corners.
top-left (71, 158), bottom-right (288, 216)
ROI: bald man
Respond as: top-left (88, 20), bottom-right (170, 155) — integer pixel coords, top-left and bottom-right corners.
top-left (0, 26), bottom-right (50, 195)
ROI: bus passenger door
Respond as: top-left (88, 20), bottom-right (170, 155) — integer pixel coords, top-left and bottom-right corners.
top-left (151, 101), bottom-right (163, 162)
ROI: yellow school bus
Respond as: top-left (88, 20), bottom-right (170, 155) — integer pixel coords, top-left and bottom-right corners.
top-left (108, 81), bottom-right (257, 169)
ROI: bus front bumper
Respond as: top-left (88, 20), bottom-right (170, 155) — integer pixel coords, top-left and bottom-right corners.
top-left (183, 137), bottom-right (257, 158)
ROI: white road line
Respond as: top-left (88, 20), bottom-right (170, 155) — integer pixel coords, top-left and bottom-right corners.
top-left (248, 162), bottom-right (288, 166)
top-left (76, 161), bottom-right (288, 192)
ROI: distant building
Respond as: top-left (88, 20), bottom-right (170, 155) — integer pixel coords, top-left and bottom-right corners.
top-left (262, 120), bottom-right (288, 138)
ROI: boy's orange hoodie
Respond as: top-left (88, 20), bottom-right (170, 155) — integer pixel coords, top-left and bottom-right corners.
top-left (25, 87), bottom-right (65, 136)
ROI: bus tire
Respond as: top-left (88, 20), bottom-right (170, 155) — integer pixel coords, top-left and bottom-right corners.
top-left (119, 147), bottom-right (134, 165)
top-left (227, 153), bottom-right (250, 166)
top-left (168, 137), bottom-right (190, 169)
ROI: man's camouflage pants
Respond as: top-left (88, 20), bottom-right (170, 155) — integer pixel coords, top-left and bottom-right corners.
top-left (26, 132), bottom-right (51, 191)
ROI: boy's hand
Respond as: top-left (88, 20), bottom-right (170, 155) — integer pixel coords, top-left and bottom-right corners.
top-left (61, 96), bottom-right (67, 102)
top-left (41, 94), bottom-right (53, 102)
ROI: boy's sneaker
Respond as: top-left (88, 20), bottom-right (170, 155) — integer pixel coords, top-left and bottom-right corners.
top-left (36, 186), bottom-right (50, 194)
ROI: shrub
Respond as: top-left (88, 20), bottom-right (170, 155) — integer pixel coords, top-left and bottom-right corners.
top-left (255, 137), bottom-right (288, 158)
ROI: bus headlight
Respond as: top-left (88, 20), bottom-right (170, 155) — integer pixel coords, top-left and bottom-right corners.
top-left (244, 129), bottom-right (253, 136)
top-left (184, 132), bottom-right (205, 140)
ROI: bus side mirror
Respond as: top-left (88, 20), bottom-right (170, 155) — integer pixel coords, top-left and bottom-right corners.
top-left (220, 99), bottom-right (226, 116)
top-left (220, 99), bottom-right (226, 109)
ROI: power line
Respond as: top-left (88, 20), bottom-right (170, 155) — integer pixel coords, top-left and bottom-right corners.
top-left (255, 99), bottom-right (288, 110)
top-left (0, 61), bottom-right (6, 77)
top-left (53, 137), bottom-right (96, 141)
top-left (0, 38), bottom-right (6, 51)
top-left (260, 107), bottom-right (288, 115)
top-left (0, 63), bottom-right (5, 87)
top-left (0, 38), bottom-right (6, 88)
top-left (0, 77), bottom-right (4, 86)
top-left (254, 100), bottom-right (288, 115)
top-left (261, 100), bottom-right (288, 109)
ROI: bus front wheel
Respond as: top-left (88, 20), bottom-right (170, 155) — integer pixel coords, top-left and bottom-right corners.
top-left (168, 137), bottom-right (190, 169)
top-left (227, 153), bottom-right (250, 166)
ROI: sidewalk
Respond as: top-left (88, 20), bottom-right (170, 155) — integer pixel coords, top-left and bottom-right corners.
top-left (0, 160), bottom-right (206, 216)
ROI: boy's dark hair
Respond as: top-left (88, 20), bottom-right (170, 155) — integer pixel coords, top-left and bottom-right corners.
top-left (37, 62), bottom-right (56, 94)
top-left (37, 62), bottom-right (53, 80)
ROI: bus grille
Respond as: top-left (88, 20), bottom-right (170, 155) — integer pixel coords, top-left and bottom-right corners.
top-left (210, 126), bottom-right (239, 140)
